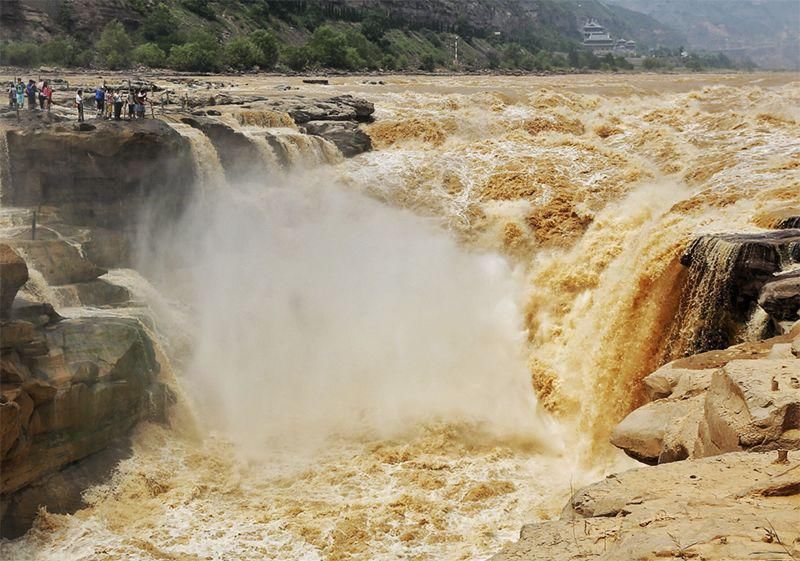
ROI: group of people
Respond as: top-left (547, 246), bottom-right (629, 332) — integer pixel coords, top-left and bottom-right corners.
top-left (7, 78), bottom-right (54, 111)
top-left (79, 85), bottom-right (149, 122)
top-left (6, 77), bottom-right (150, 123)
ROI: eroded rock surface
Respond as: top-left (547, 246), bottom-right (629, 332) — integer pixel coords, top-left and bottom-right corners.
top-left (612, 324), bottom-right (800, 464)
top-left (0, 313), bottom-right (170, 537)
top-left (0, 245), bottom-right (28, 317)
top-left (490, 451), bottom-right (800, 561)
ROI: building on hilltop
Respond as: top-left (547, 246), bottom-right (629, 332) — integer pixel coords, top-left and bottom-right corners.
top-left (581, 18), bottom-right (636, 54)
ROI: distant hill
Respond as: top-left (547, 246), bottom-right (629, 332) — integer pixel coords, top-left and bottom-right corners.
top-left (606, 0), bottom-right (800, 69)
top-left (0, 0), bottom-right (729, 72)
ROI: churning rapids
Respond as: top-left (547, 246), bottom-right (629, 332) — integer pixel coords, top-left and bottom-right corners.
top-left (2, 72), bottom-right (800, 560)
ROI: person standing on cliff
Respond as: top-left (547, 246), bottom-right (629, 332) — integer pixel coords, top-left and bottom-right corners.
top-left (75, 89), bottom-right (84, 122)
top-left (113, 90), bottom-right (123, 121)
top-left (15, 79), bottom-right (25, 110)
top-left (26, 80), bottom-right (37, 110)
top-left (42, 82), bottom-right (53, 112)
top-left (95, 86), bottom-right (105, 118)
top-left (127, 90), bottom-right (135, 120)
top-left (105, 87), bottom-right (114, 119)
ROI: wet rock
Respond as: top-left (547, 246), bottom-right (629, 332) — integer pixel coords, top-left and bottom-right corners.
top-left (302, 121), bottom-right (372, 157)
top-left (759, 269), bottom-right (800, 321)
top-left (181, 115), bottom-right (264, 182)
top-left (0, 316), bottom-right (171, 537)
top-left (257, 95), bottom-right (375, 124)
top-left (0, 244), bottom-right (28, 317)
top-left (6, 239), bottom-right (106, 285)
top-left (668, 229), bottom-right (800, 355)
top-left (491, 452), bottom-right (800, 561)
top-left (8, 297), bottom-right (63, 327)
top-left (52, 278), bottom-right (131, 308)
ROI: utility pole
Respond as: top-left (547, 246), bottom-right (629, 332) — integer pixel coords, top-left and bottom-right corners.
top-left (454, 37), bottom-right (459, 68)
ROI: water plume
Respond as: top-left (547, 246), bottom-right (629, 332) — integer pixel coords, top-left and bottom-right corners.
top-left (141, 168), bottom-right (556, 455)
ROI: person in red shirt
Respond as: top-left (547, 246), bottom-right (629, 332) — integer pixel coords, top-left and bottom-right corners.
top-left (41, 81), bottom-right (53, 112)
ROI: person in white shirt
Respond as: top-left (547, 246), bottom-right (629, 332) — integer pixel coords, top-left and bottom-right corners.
top-left (75, 89), bottom-right (84, 122)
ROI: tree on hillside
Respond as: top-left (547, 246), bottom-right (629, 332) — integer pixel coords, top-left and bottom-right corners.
top-left (223, 36), bottom-right (261, 70)
top-left (141, 3), bottom-right (183, 51)
top-left (182, 0), bottom-right (215, 20)
top-left (168, 31), bottom-right (220, 71)
top-left (134, 42), bottom-right (167, 67)
top-left (56, 0), bottom-right (76, 32)
top-left (97, 20), bottom-right (132, 69)
top-left (307, 25), bottom-right (351, 68)
top-left (361, 11), bottom-right (388, 42)
top-left (249, 30), bottom-right (279, 69)
top-left (282, 45), bottom-right (311, 71)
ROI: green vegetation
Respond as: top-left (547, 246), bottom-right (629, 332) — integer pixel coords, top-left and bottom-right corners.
top-left (0, 0), bottom-right (745, 73)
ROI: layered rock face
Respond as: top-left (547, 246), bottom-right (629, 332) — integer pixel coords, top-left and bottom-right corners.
top-left (2, 113), bottom-right (195, 229)
top-left (0, 244), bottom-right (171, 537)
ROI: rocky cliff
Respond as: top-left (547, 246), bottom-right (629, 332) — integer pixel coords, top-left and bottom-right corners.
top-left (2, 113), bottom-right (195, 230)
top-left (0, 244), bottom-right (172, 537)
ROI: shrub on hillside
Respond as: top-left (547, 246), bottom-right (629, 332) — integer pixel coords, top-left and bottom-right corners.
top-left (0, 42), bottom-right (40, 67)
top-left (134, 42), bottom-right (167, 67)
top-left (40, 37), bottom-right (79, 66)
top-left (420, 53), bottom-right (436, 71)
top-left (249, 30), bottom-right (279, 69)
top-left (168, 32), bottom-right (220, 71)
top-left (141, 3), bottom-right (183, 51)
top-left (282, 45), bottom-right (311, 71)
top-left (97, 20), bottom-right (132, 69)
top-left (182, 0), bottom-right (216, 20)
top-left (223, 36), bottom-right (261, 70)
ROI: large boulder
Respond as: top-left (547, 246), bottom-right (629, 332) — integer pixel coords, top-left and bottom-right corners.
top-left (258, 95), bottom-right (375, 124)
top-left (699, 358), bottom-right (800, 455)
top-left (302, 121), bottom-right (372, 157)
top-left (491, 451), bottom-right (800, 561)
top-left (759, 270), bottom-right (800, 321)
top-left (611, 395), bottom-right (705, 464)
top-left (611, 327), bottom-right (800, 464)
top-left (0, 316), bottom-right (171, 537)
top-left (6, 239), bottom-right (106, 285)
top-left (0, 244), bottom-right (28, 317)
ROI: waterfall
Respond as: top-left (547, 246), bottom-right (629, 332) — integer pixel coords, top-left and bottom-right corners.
top-left (165, 122), bottom-right (226, 191)
top-left (265, 131), bottom-right (343, 168)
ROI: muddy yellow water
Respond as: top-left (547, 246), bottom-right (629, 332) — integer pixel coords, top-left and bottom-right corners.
top-left (2, 72), bottom-right (799, 561)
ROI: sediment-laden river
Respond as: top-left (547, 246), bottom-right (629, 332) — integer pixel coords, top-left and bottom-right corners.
top-left (1, 72), bottom-right (799, 560)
